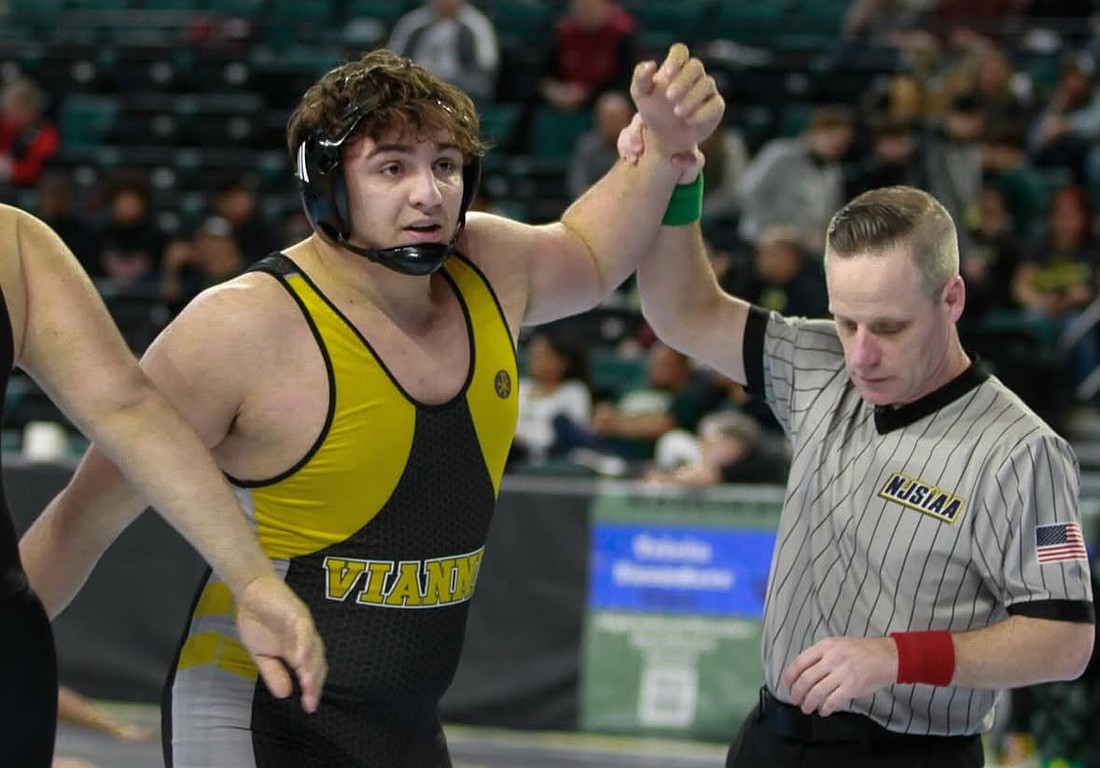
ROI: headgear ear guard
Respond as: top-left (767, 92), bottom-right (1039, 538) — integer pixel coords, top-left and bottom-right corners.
top-left (295, 94), bottom-right (482, 276)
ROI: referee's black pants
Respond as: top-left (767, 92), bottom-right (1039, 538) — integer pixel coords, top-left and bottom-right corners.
top-left (725, 690), bottom-right (985, 768)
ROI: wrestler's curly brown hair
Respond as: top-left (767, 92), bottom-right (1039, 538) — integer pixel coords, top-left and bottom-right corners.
top-left (286, 48), bottom-right (486, 162)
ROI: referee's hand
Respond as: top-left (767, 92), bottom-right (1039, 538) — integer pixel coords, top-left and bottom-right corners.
top-left (781, 636), bottom-right (898, 716)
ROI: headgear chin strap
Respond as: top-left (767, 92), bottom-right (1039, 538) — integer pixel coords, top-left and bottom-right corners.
top-left (295, 95), bottom-right (482, 276)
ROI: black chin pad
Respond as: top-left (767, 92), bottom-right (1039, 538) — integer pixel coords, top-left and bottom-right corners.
top-left (338, 241), bottom-right (454, 276)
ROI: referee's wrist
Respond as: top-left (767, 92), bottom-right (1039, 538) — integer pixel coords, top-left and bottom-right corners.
top-left (891, 630), bottom-right (955, 686)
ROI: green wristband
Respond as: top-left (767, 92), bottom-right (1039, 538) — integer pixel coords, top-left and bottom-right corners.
top-left (661, 173), bottom-right (704, 227)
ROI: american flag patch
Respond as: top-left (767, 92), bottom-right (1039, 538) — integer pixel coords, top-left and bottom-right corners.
top-left (1035, 522), bottom-right (1089, 564)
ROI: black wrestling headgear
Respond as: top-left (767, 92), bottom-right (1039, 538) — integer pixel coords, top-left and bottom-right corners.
top-left (295, 92), bottom-right (481, 276)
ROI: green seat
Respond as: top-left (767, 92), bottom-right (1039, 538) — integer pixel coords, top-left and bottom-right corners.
top-left (211, 0), bottom-right (267, 17)
top-left (142, 0), bottom-right (201, 10)
top-left (779, 102), bottom-right (814, 137)
top-left (531, 106), bottom-right (592, 161)
top-left (68, 0), bottom-right (132, 9)
top-left (591, 351), bottom-right (648, 400)
top-left (712, 2), bottom-right (788, 46)
top-left (269, 0), bottom-right (335, 24)
top-left (479, 103), bottom-right (519, 147)
top-left (59, 95), bottom-right (119, 150)
top-left (345, 0), bottom-right (412, 28)
top-left (622, 0), bottom-right (711, 47)
top-left (492, 0), bottom-right (555, 48)
top-left (788, 0), bottom-right (848, 36)
top-left (9, 0), bottom-right (67, 27)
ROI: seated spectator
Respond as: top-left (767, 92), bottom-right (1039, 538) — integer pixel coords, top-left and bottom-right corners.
top-left (0, 76), bottom-right (59, 189)
top-left (971, 44), bottom-right (1032, 129)
top-left (95, 173), bottom-right (167, 293)
top-left (387, 0), bottom-right (499, 104)
top-left (160, 216), bottom-right (247, 312)
top-left (720, 225), bottom-right (830, 319)
top-left (34, 171), bottom-right (100, 276)
top-left (1029, 59), bottom-right (1100, 186)
top-left (927, 0), bottom-right (1028, 34)
top-left (980, 123), bottom-right (1050, 239)
top-left (557, 341), bottom-right (710, 464)
top-left (960, 184), bottom-right (1022, 320)
top-left (699, 125), bottom-right (749, 223)
top-left (921, 91), bottom-right (985, 237)
top-left (512, 330), bottom-right (593, 464)
top-left (645, 410), bottom-right (788, 487)
top-left (566, 90), bottom-right (632, 198)
top-left (506, 0), bottom-right (640, 154)
top-left (845, 114), bottom-right (925, 199)
top-left (736, 106), bottom-right (853, 252)
top-left (208, 176), bottom-right (278, 263)
top-left (1011, 184), bottom-right (1100, 392)
top-left (842, 0), bottom-right (933, 43)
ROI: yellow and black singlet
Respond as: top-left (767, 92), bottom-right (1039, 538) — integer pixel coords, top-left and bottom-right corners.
top-left (164, 252), bottom-right (518, 768)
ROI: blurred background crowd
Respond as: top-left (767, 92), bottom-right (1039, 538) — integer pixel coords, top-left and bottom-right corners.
top-left (3, 0), bottom-right (1100, 765)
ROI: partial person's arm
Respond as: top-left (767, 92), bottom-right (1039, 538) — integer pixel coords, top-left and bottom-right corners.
top-left (636, 223), bottom-right (752, 386)
top-left (782, 614), bottom-right (1093, 716)
top-left (9, 208), bottom-right (325, 711)
top-left (466, 44), bottom-right (724, 327)
top-left (609, 77), bottom-right (752, 386)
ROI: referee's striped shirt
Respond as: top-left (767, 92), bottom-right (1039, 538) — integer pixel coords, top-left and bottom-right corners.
top-left (744, 307), bottom-right (1095, 736)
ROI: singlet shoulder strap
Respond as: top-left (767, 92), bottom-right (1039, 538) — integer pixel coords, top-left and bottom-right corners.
top-left (246, 252), bottom-right (300, 280)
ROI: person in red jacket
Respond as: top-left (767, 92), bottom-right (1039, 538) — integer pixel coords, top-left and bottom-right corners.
top-left (0, 77), bottom-right (60, 188)
top-left (506, 0), bottom-right (641, 154)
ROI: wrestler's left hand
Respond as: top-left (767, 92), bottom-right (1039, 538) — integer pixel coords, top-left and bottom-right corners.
top-left (235, 574), bottom-right (328, 713)
top-left (781, 635), bottom-right (897, 716)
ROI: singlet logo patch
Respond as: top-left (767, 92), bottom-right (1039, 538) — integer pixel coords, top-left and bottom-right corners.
top-left (321, 547), bottom-right (485, 609)
top-left (493, 369), bottom-right (512, 398)
top-left (877, 471), bottom-right (966, 524)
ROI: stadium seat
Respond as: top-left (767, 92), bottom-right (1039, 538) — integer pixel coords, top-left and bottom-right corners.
top-left (8, 0), bottom-right (67, 31)
top-left (68, 0), bottom-right (132, 9)
top-left (105, 45), bottom-right (183, 92)
top-left (591, 351), bottom-right (648, 401)
top-left (142, 0), bottom-right (200, 9)
top-left (479, 102), bottom-right (520, 147)
top-left (37, 42), bottom-right (107, 93)
top-left (491, 0), bottom-right (555, 48)
top-left (345, 0), bottom-right (412, 29)
top-left (710, 2), bottom-right (788, 46)
top-left (209, 0), bottom-right (267, 18)
top-left (59, 95), bottom-right (119, 150)
top-left (620, 0), bottom-right (711, 48)
top-left (787, 0), bottom-right (848, 37)
top-left (531, 106), bottom-right (592, 161)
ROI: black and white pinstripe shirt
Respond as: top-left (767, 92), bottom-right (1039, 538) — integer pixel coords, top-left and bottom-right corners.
top-left (744, 307), bottom-right (1095, 736)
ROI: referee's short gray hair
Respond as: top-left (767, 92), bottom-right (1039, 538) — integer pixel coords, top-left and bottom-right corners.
top-left (824, 186), bottom-right (959, 298)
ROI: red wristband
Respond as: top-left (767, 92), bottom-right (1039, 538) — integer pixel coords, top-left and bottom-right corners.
top-left (891, 630), bottom-right (955, 686)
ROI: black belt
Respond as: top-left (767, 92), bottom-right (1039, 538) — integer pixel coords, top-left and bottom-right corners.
top-left (758, 688), bottom-right (979, 746)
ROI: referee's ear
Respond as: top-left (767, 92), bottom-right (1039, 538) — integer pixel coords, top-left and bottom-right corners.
top-left (941, 275), bottom-right (965, 322)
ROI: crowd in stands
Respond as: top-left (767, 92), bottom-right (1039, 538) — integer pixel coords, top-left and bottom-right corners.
top-left (3, 3), bottom-right (1100, 759)
top-left (0, 0), bottom-right (1097, 463)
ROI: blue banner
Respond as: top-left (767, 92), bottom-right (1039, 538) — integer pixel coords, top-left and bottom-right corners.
top-left (588, 522), bottom-right (776, 617)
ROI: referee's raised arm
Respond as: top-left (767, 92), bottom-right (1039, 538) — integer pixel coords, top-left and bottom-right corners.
top-left (636, 217), bottom-right (751, 386)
